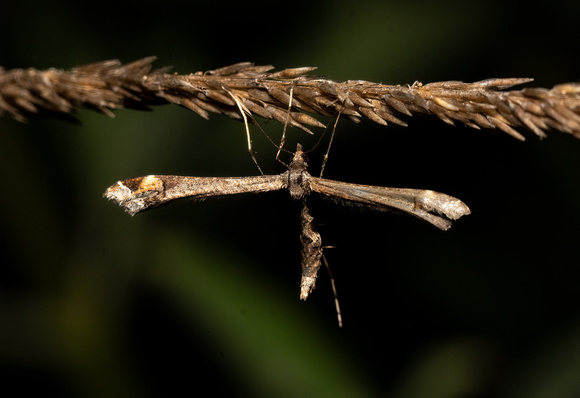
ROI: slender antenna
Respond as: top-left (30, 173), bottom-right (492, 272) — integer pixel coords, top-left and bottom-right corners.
top-left (319, 110), bottom-right (342, 178)
top-left (223, 87), bottom-right (264, 174)
top-left (276, 85), bottom-right (295, 165)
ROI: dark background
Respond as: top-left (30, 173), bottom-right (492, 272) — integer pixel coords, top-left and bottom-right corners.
top-left (1, 1), bottom-right (579, 397)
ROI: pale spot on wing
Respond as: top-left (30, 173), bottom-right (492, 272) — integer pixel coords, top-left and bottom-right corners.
top-left (417, 190), bottom-right (471, 220)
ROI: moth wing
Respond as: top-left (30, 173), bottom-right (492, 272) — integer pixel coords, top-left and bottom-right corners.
top-left (309, 177), bottom-right (470, 230)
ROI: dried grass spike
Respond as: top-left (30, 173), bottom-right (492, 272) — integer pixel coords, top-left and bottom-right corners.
top-left (269, 67), bottom-right (317, 79)
top-left (2, 57), bottom-right (580, 140)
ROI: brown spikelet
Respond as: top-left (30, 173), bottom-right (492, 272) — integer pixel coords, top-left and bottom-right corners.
top-left (2, 57), bottom-right (580, 140)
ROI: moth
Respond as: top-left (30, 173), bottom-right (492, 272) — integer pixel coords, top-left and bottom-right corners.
top-left (104, 144), bottom-right (470, 302)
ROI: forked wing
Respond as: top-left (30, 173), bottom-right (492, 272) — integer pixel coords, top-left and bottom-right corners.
top-left (104, 173), bottom-right (288, 216)
top-left (309, 177), bottom-right (470, 230)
